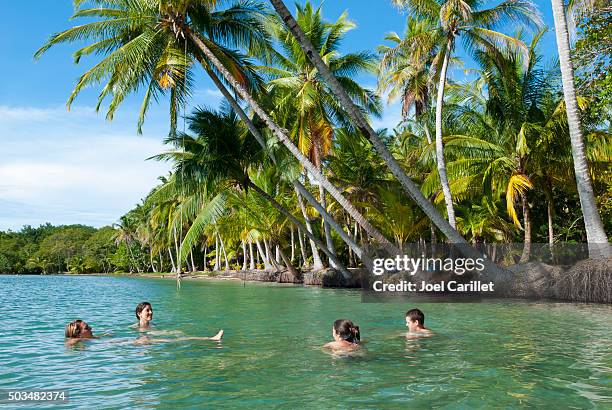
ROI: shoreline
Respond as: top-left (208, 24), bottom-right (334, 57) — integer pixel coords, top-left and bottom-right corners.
top-left (5, 258), bottom-right (610, 303)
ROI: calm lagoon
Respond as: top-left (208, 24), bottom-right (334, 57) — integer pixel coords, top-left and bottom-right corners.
top-left (0, 275), bottom-right (610, 408)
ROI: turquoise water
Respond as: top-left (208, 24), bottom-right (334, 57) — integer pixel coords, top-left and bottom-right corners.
top-left (0, 275), bottom-right (610, 409)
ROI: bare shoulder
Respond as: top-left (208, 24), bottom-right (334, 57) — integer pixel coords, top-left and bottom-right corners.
top-left (323, 341), bottom-right (337, 349)
top-left (65, 338), bottom-right (81, 347)
top-left (323, 341), bottom-right (359, 351)
top-left (406, 329), bottom-right (434, 339)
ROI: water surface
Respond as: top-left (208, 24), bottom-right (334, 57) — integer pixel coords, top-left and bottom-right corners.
top-left (0, 275), bottom-right (610, 408)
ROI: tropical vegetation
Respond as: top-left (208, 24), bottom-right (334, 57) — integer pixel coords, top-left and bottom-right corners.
top-left (2, 0), bottom-right (609, 276)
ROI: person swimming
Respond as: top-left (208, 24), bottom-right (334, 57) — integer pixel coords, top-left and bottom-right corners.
top-left (405, 308), bottom-right (433, 337)
top-left (64, 319), bottom-right (103, 346)
top-left (132, 301), bottom-right (224, 342)
top-left (323, 319), bottom-right (360, 350)
top-left (135, 301), bottom-right (153, 330)
top-left (65, 319), bottom-right (95, 340)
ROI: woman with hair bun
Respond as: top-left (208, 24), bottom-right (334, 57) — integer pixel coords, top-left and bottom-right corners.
top-left (323, 319), bottom-right (360, 350)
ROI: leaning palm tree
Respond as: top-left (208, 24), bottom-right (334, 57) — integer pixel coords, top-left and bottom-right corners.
top-left (262, 2), bottom-right (382, 264)
top-left (268, 0), bottom-right (468, 244)
top-left (37, 0), bottom-right (396, 254)
top-left (154, 104), bottom-right (352, 278)
top-left (550, 0), bottom-right (610, 258)
top-left (35, 0), bottom-right (268, 135)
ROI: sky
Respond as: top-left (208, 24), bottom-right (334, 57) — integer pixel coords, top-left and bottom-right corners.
top-left (0, 1), bottom-right (557, 231)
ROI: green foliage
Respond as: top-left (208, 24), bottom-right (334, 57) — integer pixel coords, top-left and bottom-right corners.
top-left (573, 5), bottom-right (612, 123)
top-left (26, 1), bottom-right (610, 275)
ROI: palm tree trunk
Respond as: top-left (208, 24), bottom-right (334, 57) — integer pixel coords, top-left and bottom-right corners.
top-left (219, 234), bottom-right (230, 271)
top-left (187, 30), bottom-right (396, 253)
top-left (264, 238), bottom-right (271, 266)
top-left (150, 249), bottom-right (157, 273)
top-left (295, 180), bottom-right (373, 271)
top-left (547, 199), bottom-right (556, 262)
top-left (434, 38), bottom-right (457, 229)
top-left (214, 235), bottom-right (220, 271)
top-left (267, 0), bottom-right (465, 246)
top-left (249, 240), bottom-right (255, 270)
top-left (264, 239), bottom-right (281, 272)
top-left (313, 146), bottom-right (336, 265)
top-left (203, 245), bottom-right (207, 271)
top-left (318, 181), bottom-right (337, 267)
top-left (173, 227), bottom-right (181, 274)
top-left (352, 220), bottom-right (359, 267)
top-left (277, 244), bottom-right (300, 283)
top-left (290, 226), bottom-right (295, 262)
top-left (423, 122), bottom-right (433, 145)
top-left (256, 239), bottom-right (272, 270)
top-left (275, 244), bottom-right (283, 266)
top-left (295, 186), bottom-right (323, 269)
top-left (190, 250), bottom-right (196, 272)
top-left (297, 228), bottom-right (307, 268)
top-left (168, 247), bottom-right (176, 273)
top-left (242, 240), bottom-right (248, 271)
top-left (551, 0), bottom-right (610, 258)
top-left (248, 181), bottom-right (351, 279)
top-left (547, 200), bottom-right (555, 248)
top-left (520, 194), bottom-right (532, 263)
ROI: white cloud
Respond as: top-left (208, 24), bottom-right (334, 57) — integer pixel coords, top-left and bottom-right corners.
top-left (0, 104), bottom-right (170, 230)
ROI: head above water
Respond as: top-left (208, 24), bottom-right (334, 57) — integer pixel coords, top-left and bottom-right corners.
top-left (405, 308), bottom-right (425, 329)
top-left (65, 319), bottom-right (93, 339)
top-left (135, 302), bottom-right (153, 322)
top-left (332, 319), bottom-right (360, 344)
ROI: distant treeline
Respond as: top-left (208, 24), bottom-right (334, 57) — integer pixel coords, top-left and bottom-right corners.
top-left (0, 224), bottom-right (144, 274)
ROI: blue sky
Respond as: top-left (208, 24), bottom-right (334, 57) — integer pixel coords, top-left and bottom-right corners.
top-left (0, 1), bottom-right (557, 230)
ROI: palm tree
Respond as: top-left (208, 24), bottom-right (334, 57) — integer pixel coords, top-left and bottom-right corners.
top-left (378, 16), bottom-right (441, 142)
top-left (550, 0), bottom-right (610, 258)
top-left (432, 30), bottom-right (610, 260)
top-left (113, 214), bottom-right (140, 273)
top-left (377, 17), bottom-right (445, 240)
top-left (268, 0), bottom-right (470, 244)
top-left (262, 2), bottom-right (382, 264)
top-left (175, 5), bottom-right (396, 253)
top-left (155, 104), bottom-right (352, 278)
top-left (35, 0), bottom-right (268, 135)
top-left (37, 0), bottom-right (395, 254)
top-left (392, 0), bottom-right (543, 229)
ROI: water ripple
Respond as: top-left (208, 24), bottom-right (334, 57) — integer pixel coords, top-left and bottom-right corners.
top-left (0, 275), bottom-right (610, 408)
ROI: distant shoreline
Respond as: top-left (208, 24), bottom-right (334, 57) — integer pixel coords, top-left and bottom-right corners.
top-left (3, 259), bottom-right (609, 303)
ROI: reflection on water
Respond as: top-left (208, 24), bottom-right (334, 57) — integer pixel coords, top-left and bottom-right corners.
top-left (0, 275), bottom-right (610, 408)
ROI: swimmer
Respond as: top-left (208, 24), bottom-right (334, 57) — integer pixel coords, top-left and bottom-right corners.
top-left (64, 319), bottom-right (99, 346)
top-left (323, 319), bottom-right (360, 350)
top-left (134, 301), bottom-right (154, 330)
top-left (132, 301), bottom-right (224, 342)
top-left (405, 308), bottom-right (433, 337)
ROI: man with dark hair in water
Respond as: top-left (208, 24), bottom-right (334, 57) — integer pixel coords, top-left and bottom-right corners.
top-left (405, 308), bottom-right (432, 337)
